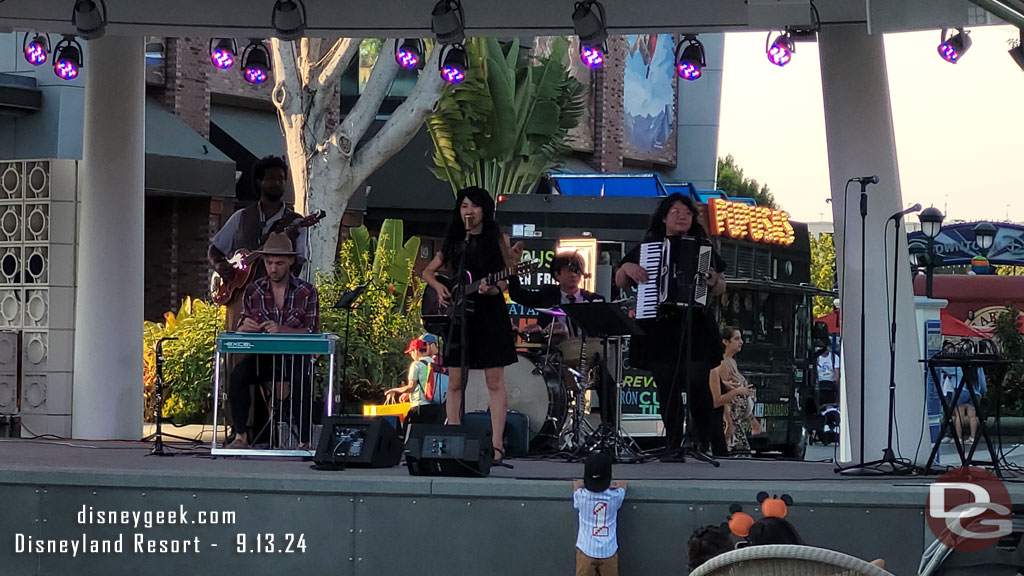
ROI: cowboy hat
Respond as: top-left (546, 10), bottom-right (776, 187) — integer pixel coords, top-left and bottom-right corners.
top-left (256, 232), bottom-right (297, 257)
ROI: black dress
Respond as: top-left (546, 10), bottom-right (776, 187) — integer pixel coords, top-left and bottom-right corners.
top-left (621, 237), bottom-right (727, 454)
top-left (442, 234), bottom-right (519, 370)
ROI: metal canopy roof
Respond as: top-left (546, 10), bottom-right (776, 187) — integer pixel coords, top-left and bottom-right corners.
top-left (0, 1), bottom-right (1011, 38)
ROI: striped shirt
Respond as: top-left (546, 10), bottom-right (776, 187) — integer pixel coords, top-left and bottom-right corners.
top-left (574, 487), bottom-right (625, 559)
top-left (238, 275), bottom-right (319, 332)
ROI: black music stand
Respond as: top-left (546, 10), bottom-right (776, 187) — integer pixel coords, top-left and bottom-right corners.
top-left (334, 284), bottom-right (369, 416)
top-left (561, 302), bottom-right (645, 462)
top-left (922, 355), bottom-right (1009, 477)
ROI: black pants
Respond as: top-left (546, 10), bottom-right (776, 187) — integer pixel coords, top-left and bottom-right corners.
top-left (229, 354), bottom-right (314, 445)
top-left (650, 360), bottom-right (727, 456)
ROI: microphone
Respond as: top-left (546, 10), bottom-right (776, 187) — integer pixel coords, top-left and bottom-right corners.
top-left (853, 175), bottom-right (879, 185)
top-left (888, 203), bottom-right (922, 221)
top-left (463, 215), bottom-right (472, 243)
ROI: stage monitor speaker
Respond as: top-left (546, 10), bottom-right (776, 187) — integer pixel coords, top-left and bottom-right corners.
top-left (314, 416), bottom-right (402, 469)
top-left (405, 424), bottom-right (493, 477)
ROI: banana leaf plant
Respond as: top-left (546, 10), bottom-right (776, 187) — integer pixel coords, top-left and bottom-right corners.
top-left (427, 37), bottom-right (585, 198)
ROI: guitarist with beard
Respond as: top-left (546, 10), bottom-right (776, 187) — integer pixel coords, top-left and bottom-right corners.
top-left (209, 155), bottom-right (309, 332)
top-left (422, 186), bottom-right (518, 464)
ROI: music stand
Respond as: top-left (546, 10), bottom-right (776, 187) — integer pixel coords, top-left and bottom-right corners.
top-left (561, 302), bottom-right (645, 462)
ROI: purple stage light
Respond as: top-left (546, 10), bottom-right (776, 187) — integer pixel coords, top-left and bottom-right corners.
top-left (580, 45), bottom-right (604, 68)
top-left (53, 38), bottom-right (82, 81)
top-left (677, 62), bottom-right (701, 81)
top-left (55, 58), bottom-right (79, 80)
top-left (441, 65), bottom-right (465, 84)
top-left (24, 35), bottom-right (49, 66)
top-left (937, 28), bottom-right (971, 64)
top-left (244, 66), bottom-right (268, 84)
top-left (767, 36), bottom-right (793, 67)
top-left (397, 48), bottom-right (419, 69)
top-left (211, 39), bottom-right (237, 70)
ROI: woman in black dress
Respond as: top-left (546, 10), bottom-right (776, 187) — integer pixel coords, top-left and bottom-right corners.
top-left (422, 187), bottom-right (518, 461)
top-left (614, 193), bottom-right (728, 458)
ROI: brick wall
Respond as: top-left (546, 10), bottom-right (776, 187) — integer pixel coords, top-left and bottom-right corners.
top-left (587, 36), bottom-right (626, 173)
top-left (161, 38), bottom-right (211, 137)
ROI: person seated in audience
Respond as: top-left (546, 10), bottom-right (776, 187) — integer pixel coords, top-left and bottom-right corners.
top-left (746, 517), bottom-right (886, 569)
top-left (687, 524), bottom-right (736, 572)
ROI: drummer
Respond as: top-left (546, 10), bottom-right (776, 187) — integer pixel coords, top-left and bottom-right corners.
top-left (507, 249), bottom-right (605, 336)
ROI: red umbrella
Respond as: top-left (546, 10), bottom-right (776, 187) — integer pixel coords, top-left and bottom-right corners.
top-left (941, 310), bottom-right (989, 339)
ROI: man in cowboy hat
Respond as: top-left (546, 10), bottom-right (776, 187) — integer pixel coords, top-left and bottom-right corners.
top-left (226, 232), bottom-right (320, 449)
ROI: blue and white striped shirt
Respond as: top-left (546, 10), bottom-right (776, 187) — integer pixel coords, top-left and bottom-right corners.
top-left (574, 487), bottom-right (626, 559)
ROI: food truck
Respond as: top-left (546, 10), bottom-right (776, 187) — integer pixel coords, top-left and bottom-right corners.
top-left (496, 173), bottom-right (826, 458)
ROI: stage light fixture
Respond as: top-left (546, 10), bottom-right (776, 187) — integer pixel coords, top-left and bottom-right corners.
top-left (675, 35), bottom-right (705, 81)
top-left (764, 1), bottom-right (818, 68)
top-left (440, 43), bottom-right (467, 84)
top-left (23, 33), bottom-right (50, 66)
top-left (272, 0), bottom-right (307, 41)
top-left (241, 40), bottom-right (271, 84)
top-left (573, 0), bottom-right (608, 69)
top-left (72, 0), bottom-right (107, 40)
top-left (53, 35), bottom-right (83, 80)
top-left (432, 0), bottom-right (466, 45)
top-left (1009, 28), bottom-right (1024, 72)
top-left (766, 32), bottom-right (794, 66)
top-left (210, 38), bottom-right (238, 70)
top-left (396, 39), bottom-right (425, 70)
top-left (938, 28), bottom-right (971, 63)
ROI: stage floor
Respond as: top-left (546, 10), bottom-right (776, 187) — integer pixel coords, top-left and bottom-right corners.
top-left (2, 436), bottom-right (1023, 576)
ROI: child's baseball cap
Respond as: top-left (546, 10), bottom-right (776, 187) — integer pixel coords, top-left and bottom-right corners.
top-left (584, 452), bottom-right (613, 492)
top-left (420, 334), bottom-right (439, 344)
top-left (404, 338), bottom-right (427, 354)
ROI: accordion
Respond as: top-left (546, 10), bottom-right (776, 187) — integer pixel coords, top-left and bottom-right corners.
top-left (635, 237), bottom-right (712, 320)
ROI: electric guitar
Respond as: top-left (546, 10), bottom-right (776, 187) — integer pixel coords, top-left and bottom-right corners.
top-left (421, 260), bottom-right (538, 317)
top-left (209, 210), bottom-right (326, 305)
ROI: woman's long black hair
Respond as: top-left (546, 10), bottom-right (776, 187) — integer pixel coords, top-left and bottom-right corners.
top-left (440, 186), bottom-right (504, 269)
top-left (643, 193), bottom-right (707, 242)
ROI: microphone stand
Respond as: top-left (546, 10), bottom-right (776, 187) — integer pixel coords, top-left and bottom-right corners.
top-left (836, 184), bottom-right (915, 475)
top-left (142, 337), bottom-right (198, 455)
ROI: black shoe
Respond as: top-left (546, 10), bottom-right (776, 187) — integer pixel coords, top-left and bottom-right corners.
top-left (659, 448), bottom-right (686, 463)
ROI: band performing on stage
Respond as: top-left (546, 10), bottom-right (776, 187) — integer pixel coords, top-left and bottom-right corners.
top-left (210, 170), bottom-right (783, 464)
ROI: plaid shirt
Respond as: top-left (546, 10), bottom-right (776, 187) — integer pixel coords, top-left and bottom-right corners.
top-left (238, 275), bottom-right (319, 333)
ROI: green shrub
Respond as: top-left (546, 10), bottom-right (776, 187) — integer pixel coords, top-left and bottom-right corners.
top-left (143, 297), bottom-right (223, 425)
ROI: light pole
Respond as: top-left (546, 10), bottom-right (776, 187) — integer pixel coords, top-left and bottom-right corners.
top-left (917, 207), bottom-right (945, 298)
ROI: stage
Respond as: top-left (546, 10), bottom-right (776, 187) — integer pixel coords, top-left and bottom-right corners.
top-left (4, 437), bottom-right (1022, 575)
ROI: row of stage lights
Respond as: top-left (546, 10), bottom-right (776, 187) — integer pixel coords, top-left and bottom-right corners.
top-left (18, 0), bottom-right (1024, 83)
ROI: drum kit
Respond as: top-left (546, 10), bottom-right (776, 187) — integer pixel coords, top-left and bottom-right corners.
top-left (465, 307), bottom-right (643, 460)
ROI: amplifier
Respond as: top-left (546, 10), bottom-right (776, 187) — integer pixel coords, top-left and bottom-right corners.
top-left (313, 416), bottom-right (402, 469)
top-left (405, 424), bottom-right (493, 477)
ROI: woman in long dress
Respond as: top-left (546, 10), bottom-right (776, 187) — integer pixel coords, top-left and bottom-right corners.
top-left (709, 326), bottom-right (761, 456)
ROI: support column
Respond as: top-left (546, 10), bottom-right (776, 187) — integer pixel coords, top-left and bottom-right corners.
top-left (72, 36), bottom-right (145, 440)
top-left (819, 25), bottom-right (926, 466)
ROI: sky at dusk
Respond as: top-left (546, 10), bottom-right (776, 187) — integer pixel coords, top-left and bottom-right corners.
top-left (717, 25), bottom-right (1024, 225)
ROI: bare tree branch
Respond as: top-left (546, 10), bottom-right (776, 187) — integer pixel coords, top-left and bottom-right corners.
top-left (332, 39), bottom-right (401, 160)
top-left (350, 44), bottom-right (444, 180)
top-left (312, 38), bottom-right (360, 92)
top-left (309, 38), bottom-right (360, 145)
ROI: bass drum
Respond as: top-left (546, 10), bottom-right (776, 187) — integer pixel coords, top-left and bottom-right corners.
top-left (464, 354), bottom-right (566, 451)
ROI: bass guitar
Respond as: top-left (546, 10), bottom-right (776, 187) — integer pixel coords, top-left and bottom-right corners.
top-left (421, 259), bottom-right (538, 317)
top-left (209, 210), bottom-right (326, 305)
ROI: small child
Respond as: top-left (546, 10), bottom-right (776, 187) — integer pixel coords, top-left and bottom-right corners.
top-left (573, 453), bottom-right (626, 576)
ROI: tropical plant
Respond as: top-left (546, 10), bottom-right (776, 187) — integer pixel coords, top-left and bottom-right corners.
top-left (317, 220), bottom-right (424, 409)
top-left (810, 232), bottom-right (837, 318)
top-left (717, 154), bottom-right (778, 209)
top-left (428, 37), bottom-right (585, 198)
top-left (143, 297), bottom-right (224, 425)
top-left (992, 305), bottom-right (1024, 414)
